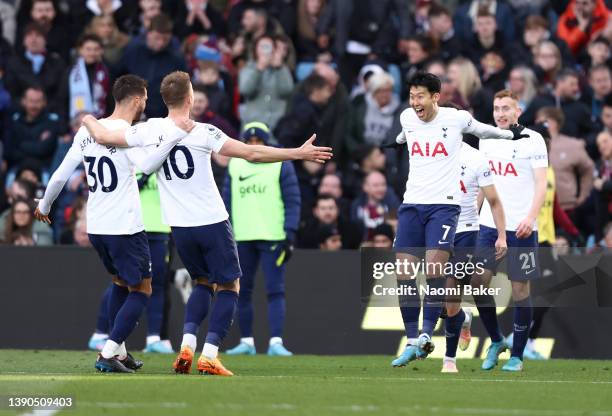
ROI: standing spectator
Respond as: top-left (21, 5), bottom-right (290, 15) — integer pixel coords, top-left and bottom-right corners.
top-left (447, 57), bottom-right (494, 123)
top-left (427, 3), bottom-right (463, 63)
top-left (115, 14), bottom-right (188, 118)
top-left (123, 0), bottom-right (162, 36)
top-left (463, 8), bottom-right (509, 67)
top-left (507, 66), bottom-right (539, 113)
top-left (191, 84), bottom-right (238, 138)
top-left (584, 36), bottom-right (611, 69)
top-left (532, 40), bottom-right (564, 92)
top-left (294, 0), bottom-right (330, 64)
top-left (16, 0), bottom-right (71, 62)
top-left (227, 0), bottom-right (295, 39)
top-left (557, 0), bottom-right (610, 57)
top-left (239, 34), bottom-right (294, 130)
top-left (223, 121), bottom-right (300, 356)
top-left (350, 170), bottom-right (400, 242)
top-left (59, 34), bottom-right (111, 125)
top-left (317, 224), bottom-right (342, 250)
top-left (85, 15), bottom-right (131, 68)
top-left (69, 0), bottom-right (136, 37)
top-left (453, 0), bottom-right (517, 43)
top-left (5, 23), bottom-right (65, 113)
top-left (535, 107), bottom-right (595, 214)
top-left (520, 68), bottom-right (593, 138)
top-left (594, 131), bottom-right (612, 240)
top-left (4, 87), bottom-right (59, 176)
top-left (582, 64), bottom-right (612, 122)
top-left (400, 34), bottom-right (438, 93)
top-left (174, 0), bottom-right (227, 39)
top-left (0, 198), bottom-right (52, 245)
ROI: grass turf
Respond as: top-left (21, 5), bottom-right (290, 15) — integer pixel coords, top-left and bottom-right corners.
top-left (0, 350), bottom-right (611, 416)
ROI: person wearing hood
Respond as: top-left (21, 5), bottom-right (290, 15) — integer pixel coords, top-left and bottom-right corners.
top-left (557, 0), bottom-right (610, 57)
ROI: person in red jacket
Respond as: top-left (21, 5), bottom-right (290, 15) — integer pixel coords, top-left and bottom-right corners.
top-left (557, 0), bottom-right (610, 56)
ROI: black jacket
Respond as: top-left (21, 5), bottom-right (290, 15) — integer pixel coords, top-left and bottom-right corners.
top-left (4, 109), bottom-right (60, 170)
top-left (519, 93), bottom-right (594, 138)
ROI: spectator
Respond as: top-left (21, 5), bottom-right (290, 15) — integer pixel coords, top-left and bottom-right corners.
top-left (447, 57), bottom-right (494, 123)
top-left (346, 72), bottom-right (401, 152)
top-left (69, 0), bottom-right (135, 37)
top-left (297, 193), bottom-right (362, 249)
top-left (4, 87), bottom-right (60, 175)
top-left (1, 178), bottom-right (35, 213)
top-left (317, 173), bottom-right (350, 218)
top-left (463, 8), bottom-right (509, 67)
top-left (427, 3), bottom-right (463, 63)
top-left (0, 197), bottom-right (52, 245)
top-left (174, 0), bottom-right (227, 39)
top-left (239, 34), bottom-right (294, 130)
top-left (535, 107), bottom-right (595, 214)
top-left (453, 0), bottom-right (516, 43)
top-left (191, 84), bottom-right (238, 138)
top-left (317, 224), bottom-right (342, 250)
top-left (594, 131), bottom-right (612, 240)
top-left (294, 0), bottom-right (330, 63)
top-left (344, 144), bottom-right (388, 199)
top-left (85, 15), bottom-right (131, 68)
top-left (350, 170), bottom-right (400, 242)
top-left (480, 50), bottom-right (509, 93)
top-left (16, 0), bottom-right (70, 62)
top-left (123, 0), bottom-right (162, 36)
top-left (532, 40), bottom-right (564, 92)
top-left (583, 36), bottom-right (611, 69)
top-left (400, 34), bottom-right (438, 92)
top-left (0, 1), bottom-right (16, 45)
top-left (227, 0), bottom-right (295, 39)
top-left (557, 0), bottom-right (610, 57)
top-left (582, 64), bottom-right (612, 122)
top-left (59, 34), bottom-right (111, 125)
top-left (507, 66), bottom-right (539, 113)
top-left (603, 221), bottom-right (612, 247)
top-left (5, 23), bottom-right (65, 113)
top-left (0, 55), bottom-right (10, 154)
top-left (520, 68), bottom-right (594, 138)
top-left (371, 222), bottom-right (394, 248)
top-left (115, 14), bottom-right (188, 118)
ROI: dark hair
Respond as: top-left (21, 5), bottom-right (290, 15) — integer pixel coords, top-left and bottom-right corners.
top-left (589, 63), bottom-right (612, 78)
top-left (428, 3), bottom-right (451, 18)
top-left (407, 72), bottom-right (441, 94)
top-left (148, 13), bottom-right (173, 34)
top-left (302, 73), bottom-right (329, 96)
top-left (192, 83), bottom-right (208, 96)
top-left (160, 71), bottom-right (191, 108)
top-left (536, 106), bottom-right (565, 129)
top-left (407, 34), bottom-right (437, 56)
top-left (251, 33), bottom-right (275, 62)
top-left (314, 193), bottom-right (338, 208)
top-left (476, 6), bottom-right (495, 19)
top-left (23, 22), bottom-right (47, 37)
top-left (77, 33), bottom-right (103, 49)
top-left (555, 67), bottom-right (579, 83)
top-left (604, 93), bottom-right (612, 108)
top-left (22, 85), bottom-right (45, 98)
top-left (112, 75), bottom-right (147, 103)
top-left (590, 35), bottom-right (610, 48)
top-left (530, 123), bottom-right (551, 154)
top-left (3, 198), bottom-right (34, 244)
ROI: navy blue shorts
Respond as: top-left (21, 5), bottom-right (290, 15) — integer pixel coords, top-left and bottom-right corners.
top-left (394, 203), bottom-right (460, 256)
top-left (171, 220), bottom-right (242, 284)
top-left (449, 231), bottom-right (478, 281)
top-left (88, 231), bottom-right (152, 286)
top-left (474, 225), bottom-right (540, 281)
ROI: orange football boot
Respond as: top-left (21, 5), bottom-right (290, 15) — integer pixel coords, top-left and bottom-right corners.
top-left (197, 356), bottom-right (234, 376)
top-left (172, 346), bottom-right (194, 374)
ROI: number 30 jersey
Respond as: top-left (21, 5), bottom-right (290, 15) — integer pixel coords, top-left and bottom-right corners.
top-left (125, 118), bottom-right (230, 227)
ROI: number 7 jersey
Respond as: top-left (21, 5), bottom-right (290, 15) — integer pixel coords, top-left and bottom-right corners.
top-left (125, 118), bottom-right (230, 227)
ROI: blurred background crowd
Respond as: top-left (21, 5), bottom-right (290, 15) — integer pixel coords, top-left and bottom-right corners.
top-left (0, 0), bottom-right (611, 251)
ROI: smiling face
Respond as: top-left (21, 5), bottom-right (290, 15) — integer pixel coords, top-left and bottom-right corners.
top-left (409, 85), bottom-right (439, 121)
top-left (493, 96), bottom-right (521, 129)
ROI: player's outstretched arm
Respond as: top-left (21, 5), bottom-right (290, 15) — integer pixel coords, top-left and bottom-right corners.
top-left (35, 147), bottom-right (82, 224)
top-left (482, 184), bottom-right (507, 260)
top-left (462, 113), bottom-right (528, 141)
top-left (82, 115), bottom-right (129, 147)
top-left (219, 134), bottom-right (333, 163)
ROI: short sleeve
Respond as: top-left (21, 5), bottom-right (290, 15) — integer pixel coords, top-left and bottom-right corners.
top-left (476, 157), bottom-right (494, 188)
top-left (202, 124), bottom-right (230, 153)
top-left (457, 110), bottom-right (474, 132)
top-left (125, 121), bottom-right (155, 147)
top-left (530, 134), bottom-right (549, 169)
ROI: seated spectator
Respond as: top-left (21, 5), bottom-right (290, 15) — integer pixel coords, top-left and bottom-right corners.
top-left (520, 68), bottom-right (594, 138)
top-left (447, 57), bottom-right (494, 123)
top-left (294, 0), bottom-right (330, 63)
top-left (58, 34), bottom-right (111, 125)
top-left (60, 218), bottom-right (91, 246)
top-left (317, 173), bottom-right (350, 218)
top-left (593, 131), bottom-right (612, 241)
top-left (5, 23), bottom-right (65, 113)
top-left (191, 84), bottom-right (238, 138)
top-left (173, 0), bottom-right (227, 39)
top-left (583, 36), bottom-right (611, 70)
top-left (0, 197), bottom-right (52, 245)
top-left (427, 3), bottom-right (463, 63)
top-left (400, 34), bottom-right (438, 94)
top-left (350, 171), bottom-right (400, 242)
top-left (371, 222), bottom-right (394, 248)
top-left (463, 8), bottom-right (509, 68)
top-left (1, 179), bottom-right (35, 213)
top-left (122, 0), bottom-right (162, 36)
top-left (69, 0), bottom-right (135, 36)
top-left (531, 40), bottom-right (564, 92)
top-left (4, 87), bottom-right (60, 177)
top-left (16, 0), bottom-right (71, 62)
top-left (507, 66), bottom-right (539, 113)
top-left (557, 0), bottom-right (610, 57)
top-left (480, 50), bottom-right (509, 93)
top-left (297, 193), bottom-right (362, 249)
top-left (15, 159), bottom-right (45, 200)
top-left (317, 224), bottom-right (342, 250)
top-left (453, 0), bottom-right (516, 43)
top-left (115, 14), bottom-right (187, 118)
top-left (85, 15), bottom-right (131, 68)
top-left (344, 144), bottom-right (388, 200)
top-left (536, 107), bottom-right (594, 214)
top-left (239, 34), bottom-right (294, 130)
top-left (346, 72), bottom-right (401, 152)
top-left (582, 64), bottom-right (612, 123)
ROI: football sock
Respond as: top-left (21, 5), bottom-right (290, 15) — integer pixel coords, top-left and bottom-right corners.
top-left (107, 283), bottom-right (129, 332)
top-left (146, 335), bottom-right (161, 345)
top-left (95, 285), bottom-right (112, 334)
top-left (241, 337), bottom-right (255, 347)
top-left (269, 337), bottom-right (283, 346)
top-left (109, 291), bottom-right (149, 345)
top-left (100, 340), bottom-right (120, 359)
top-left (398, 279), bottom-right (420, 342)
top-left (422, 277), bottom-right (445, 336)
top-left (474, 294), bottom-right (503, 343)
top-left (183, 284), bottom-right (213, 335)
top-left (237, 285), bottom-right (253, 338)
top-left (204, 290), bottom-right (238, 358)
top-left (116, 342), bottom-right (127, 360)
top-left (146, 279), bottom-right (165, 338)
top-left (268, 292), bottom-right (285, 338)
top-left (181, 333), bottom-right (197, 351)
top-left (512, 296), bottom-right (533, 359)
top-left (445, 309), bottom-right (465, 358)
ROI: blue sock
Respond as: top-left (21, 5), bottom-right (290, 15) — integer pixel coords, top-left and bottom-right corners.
top-left (267, 292), bottom-right (285, 338)
top-left (237, 287), bottom-right (253, 338)
top-left (511, 297), bottom-right (533, 359)
top-left (146, 281), bottom-right (164, 337)
top-left (474, 295), bottom-right (503, 343)
top-left (205, 290), bottom-right (238, 346)
top-left (422, 277), bottom-right (445, 336)
top-left (107, 283), bottom-right (129, 332)
top-left (183, 284), bottom-right (213, 335)
top-left (109, 291), bottom-right (149, 344)
top-left (445, 309), bottom-right (465, 358)
top-left (398, 279), bottom-right (420, 340)
top-left (95, 285), bottom-right (112, 333)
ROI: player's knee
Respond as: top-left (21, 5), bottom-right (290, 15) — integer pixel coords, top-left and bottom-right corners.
top-left (129, 278), bottom-right (152, 297)
top-left (511, 283), bottom-right (530, 301)
top-left (217, 278), bottom-right (239, 293)
top-left (111, 276), bottom-right (127, 286)
top-left (446, 302), bottom-right (461, 317)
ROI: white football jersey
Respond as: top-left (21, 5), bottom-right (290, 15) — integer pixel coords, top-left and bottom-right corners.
top-left (69, 119), bottom-right (144, 235)
top-left (479, 128), bottom-right (548, 231)
top-left (125, 118), bottom-right (230, 227)
top-left (457, 143), bottom-right (493, 233)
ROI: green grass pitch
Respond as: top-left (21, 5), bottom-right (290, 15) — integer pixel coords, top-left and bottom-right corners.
top-left (1, 350), bottom-right (612, 416)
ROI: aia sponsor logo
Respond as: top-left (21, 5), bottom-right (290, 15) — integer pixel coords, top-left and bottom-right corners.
top-left (411, 141), bottom-right (448, 157)
top-left (488, 160), bottom-right (518, 176)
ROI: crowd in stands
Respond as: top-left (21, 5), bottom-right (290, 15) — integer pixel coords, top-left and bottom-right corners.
top-left (0, 0), bottom-right (611, 250)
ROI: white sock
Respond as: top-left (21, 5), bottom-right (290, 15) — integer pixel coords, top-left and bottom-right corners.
top-left (462, 308), bottom-right (472, 325)
top-left (116, 342), bottom-right (127, 360)
top-left (407, 338), bottom-right (418, 346)
top-left (181, 333), bottom-right (197, 351)
top-left (241, 337), bottom-right (255, 347)
top-left (92, 333), bottom-right (108, 340)
top-left (526, 338), bottom-right (536, 350)
top-left (202, 343), bottom-right (219, 360)
top-left (444, 356), bottom-right (456, 363)
top-left (147, 335), bottom-right (161, 345)
top-left (100, 340), bottom-right (120, 359)
top-left (269, 337), bottom-right (283, 346)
